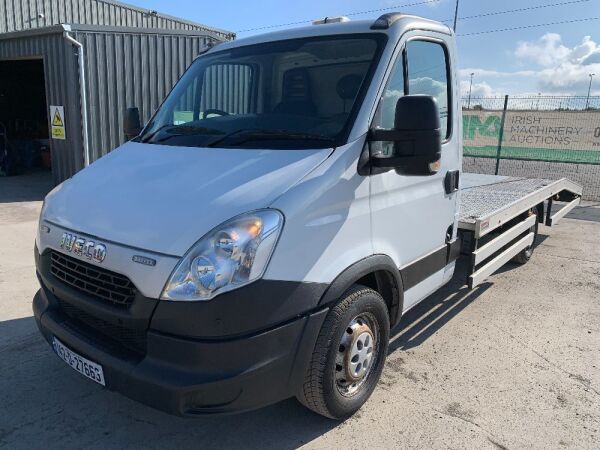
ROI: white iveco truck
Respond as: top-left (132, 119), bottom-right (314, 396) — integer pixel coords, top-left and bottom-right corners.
top-left (33, 13), bottom-right (582, 418)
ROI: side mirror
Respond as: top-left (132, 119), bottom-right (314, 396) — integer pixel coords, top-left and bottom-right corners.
top-left (368, 95), bottom-right (442, 175)
top-left (123, 107), bottom-right (141, 140)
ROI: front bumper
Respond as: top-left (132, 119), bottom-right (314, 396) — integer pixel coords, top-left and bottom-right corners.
top-left (33, 249), bottom-right (329, 416)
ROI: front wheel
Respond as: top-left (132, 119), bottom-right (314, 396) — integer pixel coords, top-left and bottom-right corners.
top-left (298, 285), bottom-right (390, 419)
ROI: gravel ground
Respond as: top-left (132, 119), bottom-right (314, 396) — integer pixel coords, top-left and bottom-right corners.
top-left (0, 173), bottom-right (599, 449)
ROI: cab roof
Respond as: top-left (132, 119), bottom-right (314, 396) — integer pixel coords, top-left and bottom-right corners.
top-left (209, 14), bottom-right (451, 53)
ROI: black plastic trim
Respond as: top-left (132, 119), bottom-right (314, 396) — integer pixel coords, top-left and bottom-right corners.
top-left (319, 254), bottom-right (404, 326)
top-left (151, 279), bottom-right (328, 338)
top-left (399, 238), bottom-right (460, 291)
top-left (400, 246), bottom-right (447, 291)
top-left (447, 237), bottom-right (461, 265)
top-left (370, 12), bottom-right (404, 30)
top-left (33, 286), bottom-right (329, 416)
top-left (444, 170), bottom-right (460, 194)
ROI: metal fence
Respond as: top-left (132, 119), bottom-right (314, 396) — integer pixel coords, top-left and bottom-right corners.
top-left (462, 95), bottom-right (600, 201)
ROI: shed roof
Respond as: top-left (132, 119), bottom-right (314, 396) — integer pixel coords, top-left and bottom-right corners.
top-left (0, 0), bottom-right (233, 39)
top-left (0, 23), bottom-right (230, 42)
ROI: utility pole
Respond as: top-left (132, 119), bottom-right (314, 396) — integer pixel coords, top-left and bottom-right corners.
top-left (586, 73), bottom-right (595, 109)
top-left (453, 0), bottom-right (460, 32)
top-left (467, 72), bottom-right (474, 109)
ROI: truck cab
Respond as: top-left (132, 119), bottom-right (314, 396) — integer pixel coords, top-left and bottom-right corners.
top-left (34, 14), bottom-right (462, 418)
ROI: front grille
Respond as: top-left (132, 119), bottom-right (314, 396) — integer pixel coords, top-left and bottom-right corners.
top-left (57, 299), bottom-right (147, 356)
top-left (50, 251), bottom-right (136, 307)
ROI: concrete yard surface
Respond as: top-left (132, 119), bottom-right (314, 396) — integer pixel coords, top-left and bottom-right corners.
top-left (0, 173), bottom-right (599, 449)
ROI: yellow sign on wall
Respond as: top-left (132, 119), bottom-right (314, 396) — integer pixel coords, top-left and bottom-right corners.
top-left (50, 105), bottom-right (66, 140)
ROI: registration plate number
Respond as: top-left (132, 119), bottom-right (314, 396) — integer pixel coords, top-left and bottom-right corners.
top-left (52, 336), bottom-right (105, 386)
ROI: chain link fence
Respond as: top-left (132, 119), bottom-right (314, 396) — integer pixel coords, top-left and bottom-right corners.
top-left (462, 95), bottom-right (600, 200)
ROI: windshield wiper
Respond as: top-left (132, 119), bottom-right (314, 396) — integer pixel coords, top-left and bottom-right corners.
top-left (140, 124), bottom-right (172, 143)
top-left (206, 129), bottom-right (335, 148)
top-left (141, 125), bottom-right (222, 143)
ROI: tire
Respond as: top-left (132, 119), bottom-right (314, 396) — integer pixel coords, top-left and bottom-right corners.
top-left (298, 285), bottom-right (390, 419)
top-left (512, 206), bottom-right (540, 264)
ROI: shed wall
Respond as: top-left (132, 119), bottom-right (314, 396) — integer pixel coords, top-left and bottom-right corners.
top-left (75, 30), bottom-right (214, 163)
top-left (0, 32), bottom-right (84, 183)
top-left (1, 28), bottom-right (220, 183)
top-left (0, 0), bottom-right (230, 38)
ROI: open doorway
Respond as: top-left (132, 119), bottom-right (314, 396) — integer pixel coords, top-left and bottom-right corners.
top-left (0, 59), bottom-right (51, 177)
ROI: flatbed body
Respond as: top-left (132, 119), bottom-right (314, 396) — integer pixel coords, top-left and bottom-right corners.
top-left (458, 173), bottom-right (582, 288)
top-left (459, 173), bottom-right (582, 238)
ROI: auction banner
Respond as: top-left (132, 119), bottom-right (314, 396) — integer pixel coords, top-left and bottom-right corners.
top-left (463, 110), bottom-right (600, 164)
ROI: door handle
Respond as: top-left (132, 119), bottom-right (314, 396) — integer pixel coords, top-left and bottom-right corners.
top-left (444, 170), bottom-right (460, 194)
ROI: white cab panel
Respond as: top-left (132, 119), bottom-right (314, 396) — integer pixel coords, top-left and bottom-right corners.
top-left (265, 138), bottom-right (372, 284)
top-left (42, 142), bottom-right (332, 257)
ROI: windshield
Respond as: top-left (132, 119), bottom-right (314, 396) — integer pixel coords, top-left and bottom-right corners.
top-left (139, 34), bottom-right (386, 149)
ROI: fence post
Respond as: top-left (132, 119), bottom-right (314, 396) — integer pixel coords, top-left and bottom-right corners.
top-left (495, 94), bottom-right (509, 175)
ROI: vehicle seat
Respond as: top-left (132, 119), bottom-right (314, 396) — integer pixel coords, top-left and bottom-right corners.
top-left (336, 74), bottom-right (363, 112)
top-left (273, 68), bottom-right (317, 116)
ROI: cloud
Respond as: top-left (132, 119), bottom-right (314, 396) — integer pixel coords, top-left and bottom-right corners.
top-left (409, 77), bottom-right (449, 113)
top-left (514, 33), bottom-right (571, 67)
top-left (460, 80), bottom-right (499, 97)
top-left (376, 78), bottom-right (449, 127)
top-left (514, 33), bottom-right (600, 93)
top-left (459, 34), bottom-right (600, 96)
top-left (458, 68), bottom-right (537, 78)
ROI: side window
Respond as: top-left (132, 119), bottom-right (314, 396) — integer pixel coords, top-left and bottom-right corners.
top-left (377, 54), bottom-right (405, 131)
top-left (374, 39), bottom-right (451, 143)
top-left (373, 51), bottom-right (405, 156)
top-left (406, 40), bottom-right (450, 139)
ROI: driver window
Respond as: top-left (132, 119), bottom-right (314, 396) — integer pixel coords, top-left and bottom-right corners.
top-left (406, 40), bottom-right (450, 139)
top-left (373, 39), bottom-right (451, 145)
top-left (375, 53), bottom-right (405, 131)
top-left (372, 49), bottom-right (405, 156)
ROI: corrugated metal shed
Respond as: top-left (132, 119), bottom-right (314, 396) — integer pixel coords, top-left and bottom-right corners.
top-left (0, 6), bottom-right (232, 183)
top-left (76, 25), bottom-right (217, 163)
top-left (0, 27), bottom-right (84, 180)
top-left (0, 0), bottom-right (233, 39)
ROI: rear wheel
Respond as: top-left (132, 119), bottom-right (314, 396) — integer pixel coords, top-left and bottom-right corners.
top-left (298, 285), bottom-right (390, 419)
top-left (512, 206), bottom-right (540, 264)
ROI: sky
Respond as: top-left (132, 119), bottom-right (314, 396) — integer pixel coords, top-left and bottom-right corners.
top-left (128, 0), bottom-right (600, 97)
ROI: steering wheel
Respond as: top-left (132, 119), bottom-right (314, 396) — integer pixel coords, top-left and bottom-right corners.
top-left (201, 109), bottom-right (230, 119)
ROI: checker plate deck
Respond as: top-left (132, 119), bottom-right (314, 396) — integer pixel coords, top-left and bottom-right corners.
top-left (458, 173), bottom-right (582, 237)
top-left (459, 174), bottom-right (555, 225)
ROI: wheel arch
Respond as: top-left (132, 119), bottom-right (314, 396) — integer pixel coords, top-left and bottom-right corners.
top-left (318, 254), bottom-right (404, 327)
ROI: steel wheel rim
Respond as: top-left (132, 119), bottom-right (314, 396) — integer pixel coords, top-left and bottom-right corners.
top-left (334, 312), bottom-right (378, 397)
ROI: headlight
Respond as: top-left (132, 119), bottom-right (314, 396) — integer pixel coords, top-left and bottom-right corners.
top-left (161, 209), bottom-right (284, 301)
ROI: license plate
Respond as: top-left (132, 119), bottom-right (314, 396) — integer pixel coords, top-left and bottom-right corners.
top-left (52, 336), bottom-right (105, 386)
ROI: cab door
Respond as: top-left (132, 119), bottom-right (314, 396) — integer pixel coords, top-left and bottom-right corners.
top-left (369, 32), bottom-right (461, 311)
